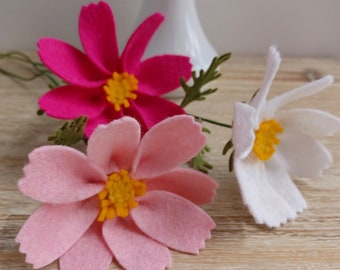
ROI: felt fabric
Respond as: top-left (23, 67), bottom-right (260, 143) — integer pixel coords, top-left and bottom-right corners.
top-left (232, 46), bottom-right (340, 228)
top-left (38, 85), bottom-right (105, 119)
top-left (87, 117), bottom-right (140, 174)
top-left (132, 190), bottom-right (215, 254)
top-left (147, 168), bottom-right (217, 205)
top-left (79, 2), bottom-right (119, 73)
top-left (59, 222), bottom-right (112, 270)
top-left (38, 1), bottom-right (192, 137)
top-left (17, 115), bottom-right (217, 270)
top-left (19, 146), bottom-right (105, 204)
top-left (132, 115), bottom-right (206, 179)
top-left (16, 199), bottom-right (99, 268)
top-left (103, 218), bottom-right (172, 270)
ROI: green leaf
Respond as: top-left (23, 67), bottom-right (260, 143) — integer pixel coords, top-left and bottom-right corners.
top-left (180, 52), bottom-right (231, 108)
top-left (48, 116), bottom-right (88, 146)
top-left (188, 145), bottom-right (213, 174)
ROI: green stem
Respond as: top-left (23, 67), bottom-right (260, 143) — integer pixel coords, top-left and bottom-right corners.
top-left (191, 114), bottom-right (232, 128)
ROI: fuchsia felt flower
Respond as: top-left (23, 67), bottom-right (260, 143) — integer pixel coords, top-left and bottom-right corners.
top-left (232, 46), bottom-right (340, 227)
top-left (16, 115), bottom-right (217, 270)
top-left (38, 1), bottom-right (192, 137)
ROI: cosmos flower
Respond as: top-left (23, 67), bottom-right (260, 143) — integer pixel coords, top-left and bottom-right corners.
top-left (16, 115), bottom-right (217, 270)
top-left (38, 1), bottom-right (192, 137)
top-left (232, 46), bottom-right (340, 227)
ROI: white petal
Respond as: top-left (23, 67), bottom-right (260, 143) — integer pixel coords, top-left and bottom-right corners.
top-left (232, 102), bottom-right (257, 159)
top-left (277, 108), bottom-right (340, 137)
top-left (250, 46), bottom-right (281, 112)
top-left (265, 75), bottom-right (333, 118)
top-left (234, 156), bottom-right (302, 228)
top-left (277, 131), bottom-right (333, 178)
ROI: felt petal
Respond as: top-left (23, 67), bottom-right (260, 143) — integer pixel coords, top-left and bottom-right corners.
top-left (137, 55), bottom-right (192, 96)
top-left (132, 115), bottom-right (206, 179)
top-left (39, 85), bottom-right (106, 119)
top-left (103, 218), bottom-right (172, 270)
top-left (87, 117), bottom-right (141, 174)
top-left (277, 108), bottom-right (340, 137)
top-left (121, 13), bottom-right (164, 74)
top-left (277, 131), bottom-right (333, 178)
top-left (250, 46), bottom-right (281, 112)
top-left (234, 157), bottom-right (299, 228)
top-left (19, 146), bottom-right (106, 204)
top-left (84, 106), bottom-right (123, 138)
top-left (38, 38), bottom-right (108, 87)
top-left (79, 2), bottom-right (119, 73)
top-left (16, 199), bottom-right (98, 268)
top-left (265, 75), bottom-right (333, 118)
top-left (232, 102), bottom-right (257, 159)
top-left (60, 222), bottom-right (112, 270)
top-left (147, 168), bottom-right (217, 205)
top-left (132, 190), bottom-right (215, 254)
top-left (127, 94), bottom-right (186, 132)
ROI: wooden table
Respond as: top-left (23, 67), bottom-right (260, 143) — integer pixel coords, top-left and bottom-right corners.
top-left (1, 53), bottom-right (340, 269)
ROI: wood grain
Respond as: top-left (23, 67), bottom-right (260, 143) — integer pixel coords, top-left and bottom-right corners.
top-left (1, 53), bottom-right (340, 269)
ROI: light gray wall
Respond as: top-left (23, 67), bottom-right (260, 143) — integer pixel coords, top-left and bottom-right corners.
top-left (0, 0), bottom-right (339, 57)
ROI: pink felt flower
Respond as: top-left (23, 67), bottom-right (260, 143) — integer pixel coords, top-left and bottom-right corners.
top-left (16, 115), bottom-right (217, 270)
top-left (38, 1), bottom-right (192, 137)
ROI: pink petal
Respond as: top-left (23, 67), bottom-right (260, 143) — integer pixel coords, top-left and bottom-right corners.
top-left (126, 94), bottom-right (186, 133)
top-left (87, 117), bottom-right (141, 174)
top-left (38, 38), bottom-right (108, 87)
top-left (103, 218), bottom-right (172, 270)
top-left (59, 222), bottom-right (112, 270)
top-left (250, 46), bottom-right (281, 113)
top-left (19, 146), bottom-right (106, 204)
top-left (39, 85), bottom-right (106, 119)
top-left (84, 106), bottom-right (123, 138)
top-left (234, 156), bottom-right (304, 228)
top-left (132, 115), bottom-right (206, 179)
top-left (79, 2), bottom-right (119, 73)
top-left (121, 13), bottom-right (164, 74)
top-left (132, 190), bottom-right (215, 254)
top-left (16, 198), bottom-right (98, 268)
top-left (147, 168), bottom-right (217, 205)
top-left (136, 55), bottom-right (192, 96)
top-left (278, 131), bottom-right (333, 178)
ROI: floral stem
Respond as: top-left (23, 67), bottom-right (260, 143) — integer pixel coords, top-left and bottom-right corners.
top-left (190, 114), bottom-right (232, 128)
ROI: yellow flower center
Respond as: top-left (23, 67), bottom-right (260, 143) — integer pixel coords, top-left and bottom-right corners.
top-left (253, 119), bottom-right (283, 161)
top-left (103, 72), bottom-right (138, 111)
top-left (97, 169), bottom-right (146, 222)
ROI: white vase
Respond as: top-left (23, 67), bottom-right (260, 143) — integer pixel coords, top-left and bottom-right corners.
top-left (136, 0), bottom-right (218, 97)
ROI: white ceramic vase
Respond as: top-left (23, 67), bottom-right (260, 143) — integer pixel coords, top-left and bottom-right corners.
top-left (136, 0), bottom-right (217, 97)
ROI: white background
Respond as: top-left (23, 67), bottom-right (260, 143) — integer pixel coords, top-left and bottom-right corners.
top-left (0, 0), bottom-right (339, 58)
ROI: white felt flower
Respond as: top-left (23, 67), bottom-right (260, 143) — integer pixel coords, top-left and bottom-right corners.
top-left (232, 46), bottom-right (340, 228)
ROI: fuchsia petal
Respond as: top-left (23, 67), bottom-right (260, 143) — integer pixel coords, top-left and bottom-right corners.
top-left (60, 222), bottom-right (112, 270)
top-left (127, 94), bottom-right (186, 132)
top-left (18, 146), bottom-right (106, 204)
top-left (84, 106), bottom-right (122, 138)
top-left (103, 218), bottom-right (172, 270)
top-left (16, 199), bottom-right (98, 268)
top-left (38, 38), bottom-right (108, 87)
top-left (79, 2), bottom-right (119, 73)
top-left (132, 190), bottom-right (215, 254)
top-left (132, 115), bottom-right (206, 179)
top-left (121, 13), bottom-right (164, 74)
top-left (87, 117), bottom-right (141, 174)
top-left (38, 85), bottom-right (106, 119)
top-left (137, 55), bottom-right (192, 96)
top-left (147, 168), bottom-right (217, 205)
